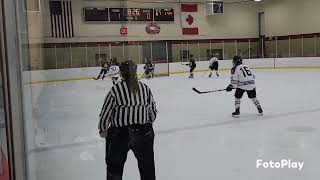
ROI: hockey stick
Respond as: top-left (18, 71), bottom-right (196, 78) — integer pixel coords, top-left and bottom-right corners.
top-left (139, 71), bottom-right (153, 80)
top-left (138, 73), bottom-right (145, 80)
top-left (192, 87), bottom-right (227, 94)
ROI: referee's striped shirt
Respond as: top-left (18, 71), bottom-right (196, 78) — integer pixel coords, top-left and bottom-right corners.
top-left (99, 81), bottom-right (157, 131)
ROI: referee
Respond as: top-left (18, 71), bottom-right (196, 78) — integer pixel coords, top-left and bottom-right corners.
top-left (98, 60), bottom-right (157, 180)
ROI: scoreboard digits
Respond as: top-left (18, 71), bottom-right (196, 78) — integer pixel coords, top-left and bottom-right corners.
top-left (84, 7), bottom-right (174, 22)
top-left (126, 8), bottom-right (153, 21)
top-left (127, 8), bottom-right (140, 16)
top-left (109, 8), bottom-right (124, 21)
top-left (154, 9), bottom-right (174, 21)
top-left (141, 9), bottom-right (153, 21)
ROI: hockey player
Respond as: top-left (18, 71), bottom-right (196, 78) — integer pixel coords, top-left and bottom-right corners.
top-left (94, 61), bottom-right (109, 80)
top-left (226, 55), bottom-right (263, 117)
top-left (186, 54), bottom-right (196, 78)
top-left (108, 61), bottom-right (120, 85)
top-left (208, 55), bottom-right (219, 77)
top-left (144, 59), bottom-right (155, 79)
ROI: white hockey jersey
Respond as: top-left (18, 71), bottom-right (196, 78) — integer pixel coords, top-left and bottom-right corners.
top-left (108, 65), bottom-right (120, 78)
top-left (209, 57), bottom-right (218, 67)
top-left (230, 64), bottom-right (256, 90)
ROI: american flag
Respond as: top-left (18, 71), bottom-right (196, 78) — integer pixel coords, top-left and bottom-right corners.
top-left (49, 0), bottom-right (74, 38)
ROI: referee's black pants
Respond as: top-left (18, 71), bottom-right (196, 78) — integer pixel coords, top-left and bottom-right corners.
top-left (105, 124), bottom-right (155, 180)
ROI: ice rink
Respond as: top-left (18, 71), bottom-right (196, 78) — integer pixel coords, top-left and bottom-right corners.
top-left (27, 69), bottom-right (320, 180)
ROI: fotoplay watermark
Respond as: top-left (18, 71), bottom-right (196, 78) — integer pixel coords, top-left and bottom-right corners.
top-left (256, 159), bottom-right (304, 171)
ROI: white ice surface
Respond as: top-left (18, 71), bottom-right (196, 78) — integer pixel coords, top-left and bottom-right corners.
top-left (27, 69), bottom-right (320, 180)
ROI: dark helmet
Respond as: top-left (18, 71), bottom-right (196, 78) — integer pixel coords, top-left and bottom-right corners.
top-left (232, 55), bottom-right (243, 66)
top-left (120, 60), bottom-right (137, 77)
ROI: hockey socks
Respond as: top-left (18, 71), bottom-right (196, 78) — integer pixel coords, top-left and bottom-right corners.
top-left (235, 98), bottom-right (241, 109)
top-left (251, 98), bottom-right (260, 107)
top-left (251, 98), bottom-right (263, 115)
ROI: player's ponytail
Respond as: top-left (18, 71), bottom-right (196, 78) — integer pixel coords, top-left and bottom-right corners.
top-left (120, 60), bottom-right (139, 93)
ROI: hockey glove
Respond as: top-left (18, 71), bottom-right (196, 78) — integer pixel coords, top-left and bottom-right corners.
top-left (226, 84), bottom-right (233, 92)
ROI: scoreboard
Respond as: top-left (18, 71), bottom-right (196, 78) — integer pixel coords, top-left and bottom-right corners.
top-left (84, 7), bottom-right (174, 22)
top-left (154, 9), bottom-right (174, 21)
top-left (84, 7), bottom-right (109, 21)
top-left (109, 8), bottom-right (125, 21)
top-left (110, 8), bottom-right (154, 21)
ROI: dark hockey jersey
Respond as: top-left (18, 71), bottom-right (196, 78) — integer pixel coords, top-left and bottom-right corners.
top-left (189, 59), bottom-right (196, 68)
top-left (144, 62), bottom-right (154, 70)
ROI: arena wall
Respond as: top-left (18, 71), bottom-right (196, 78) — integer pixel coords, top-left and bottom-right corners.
top-left (264, 0), bottom-right (320, 36)
top-left (25, 0), bottom-right (320, 76)
top-left (36, 0), bottom-right (261, 43)
top-left (24, 57), bottom-right (320, 84)
top-left (31, 0), bottom-right (320, 42)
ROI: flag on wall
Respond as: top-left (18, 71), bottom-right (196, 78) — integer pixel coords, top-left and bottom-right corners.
top-left (181, 4), bottom-right (199, 35)
top-left (49, 0), bottom-right (74, 38)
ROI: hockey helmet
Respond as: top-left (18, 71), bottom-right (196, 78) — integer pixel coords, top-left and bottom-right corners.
top-left (232, 55), bottom-right (243, 66)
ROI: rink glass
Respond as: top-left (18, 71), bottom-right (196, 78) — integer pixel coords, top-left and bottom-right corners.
top-left (3, 0), bottom-right (320, 179)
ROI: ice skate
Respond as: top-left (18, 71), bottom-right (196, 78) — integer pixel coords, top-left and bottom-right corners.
top-left (257, 106), bottom-right (263, 116)
top-left (232, 108), bottom-right (240, 118)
